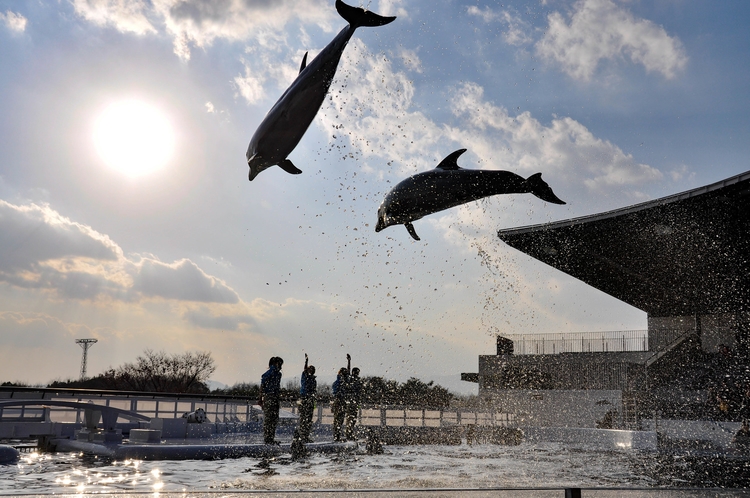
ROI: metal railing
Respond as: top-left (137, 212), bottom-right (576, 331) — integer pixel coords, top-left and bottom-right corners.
top-left (0, 387), bottom-right (259, 425)
top-left (0, 388), bottom-right (515, 430)
top-left (285, 404), bottom-right (516, 428)
top-left (503, 331), bottom-right (649, 355)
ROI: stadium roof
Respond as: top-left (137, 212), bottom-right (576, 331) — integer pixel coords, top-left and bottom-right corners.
top-left (497, 170), bottom-right (750, 316)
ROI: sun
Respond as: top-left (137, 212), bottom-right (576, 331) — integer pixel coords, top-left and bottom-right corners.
top-left (93, 100), bottom-right (175, 177)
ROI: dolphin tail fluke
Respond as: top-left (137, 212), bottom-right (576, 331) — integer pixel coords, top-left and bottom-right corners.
top-left (405, 222), bottom-right (420, 241)
top-left (525, 173), bottom-right (566, 205)
top-left (279, 159), bottom-right (303, 175)
top-left (336, 0), bottom-right (396, 28)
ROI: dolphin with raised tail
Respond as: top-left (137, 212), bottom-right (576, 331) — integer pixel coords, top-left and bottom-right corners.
top-left (245, 0), bottom-right (396, 181)
top-left (375, 149), bottom-right (566, 241)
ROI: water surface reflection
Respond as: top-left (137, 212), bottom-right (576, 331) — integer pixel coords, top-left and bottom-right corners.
top-left (2, 442), bottom-right (749, 494)
top-left (0, 442), bottom-right (640, 494)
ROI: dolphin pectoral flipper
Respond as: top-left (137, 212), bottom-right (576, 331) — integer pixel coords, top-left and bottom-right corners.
top-left (405, 222), bottom-right (421, 241)
top-left (279, 159), bottom-right (303, 175)
top-left (525, 173), bottom-right (566, 205)
top-left (435, 149), bottom-right (468, 170)
top-left (299, 52), bottom-right (308, 73)
top-left (336, 0), bottom-right (396, 28)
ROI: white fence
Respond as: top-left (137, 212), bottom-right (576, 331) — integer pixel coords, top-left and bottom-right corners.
top-left (0, 388), bottom-right (517, 431)
top-left (0, 390), bottom-right (258, 425)
top-left (287, 404), bottom-right (516, 428)
top-left (504, 330), bottom-right (648, 355)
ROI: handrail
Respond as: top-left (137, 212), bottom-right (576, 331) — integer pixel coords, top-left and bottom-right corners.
top-left (0, 400), bottom-right (150, 421)
top-left (502, 330), bottom-right (648, 355)
top-left (0, 399), bottom-right (151, 432)
top-left (286, 403), bottom-right (517, 428)
top-left (0, 389), bottom-right (261, 425)
top-left (1, 389), bottom-right (518, 429)
top-left (0, 386), bottom-right (257, 403)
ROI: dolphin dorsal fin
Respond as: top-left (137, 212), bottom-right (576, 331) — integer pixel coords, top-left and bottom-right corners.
top-left (299, 52), bottom-right (308, 73)
top-left (435, 149), bottom-right (467, 170)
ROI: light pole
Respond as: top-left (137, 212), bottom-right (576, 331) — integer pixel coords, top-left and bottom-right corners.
top-left (75, 339), bottom-right (98, 380)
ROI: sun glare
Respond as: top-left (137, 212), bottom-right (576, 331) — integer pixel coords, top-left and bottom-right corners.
top-left (94, 100), bottom-right (175, 177)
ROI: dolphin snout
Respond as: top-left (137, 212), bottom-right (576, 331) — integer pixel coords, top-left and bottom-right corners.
top-left (247, 154), bottom-right (265, 182)
top-left (375, 216), bottom-right (386, 232)
top-left (375, 205), bottom-right (388, 232)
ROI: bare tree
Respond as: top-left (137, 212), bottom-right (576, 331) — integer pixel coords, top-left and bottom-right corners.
top-left (106, 350), bottom-right (216, 393)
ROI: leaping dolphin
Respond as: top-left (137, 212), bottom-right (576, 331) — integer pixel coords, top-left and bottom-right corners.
top-left (375, 149), bottom-right (566, 241)
top-left (245, 0), bottom-right (396, 181)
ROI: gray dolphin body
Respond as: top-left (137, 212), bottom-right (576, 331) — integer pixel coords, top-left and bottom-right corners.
top-left (375, 149), bottom-right (566, 241)
top-left (245, 0), bottom-right (396, 181)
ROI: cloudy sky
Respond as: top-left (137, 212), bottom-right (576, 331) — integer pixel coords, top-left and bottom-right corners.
top-left (1, 0), bottom-right (748, 393)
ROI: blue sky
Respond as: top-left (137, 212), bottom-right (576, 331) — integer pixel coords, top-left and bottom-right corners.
top-left (1, 0), bottom-right (748, 393)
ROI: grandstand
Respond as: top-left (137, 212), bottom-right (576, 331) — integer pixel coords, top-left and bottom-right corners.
top-left (462, 170), bottom-right (750, 428)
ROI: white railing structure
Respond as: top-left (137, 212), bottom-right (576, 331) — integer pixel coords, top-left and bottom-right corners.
top-left (504, 330), bottom-right (649, 355)
top-left (0, 388), bottom-right (260, 426)
top-left (285, 404), bottom-right (516, 428)
top-left (1, 388), bottom-right (516, 433)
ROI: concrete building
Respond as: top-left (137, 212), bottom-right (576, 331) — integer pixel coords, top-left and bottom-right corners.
top-left (463, 170), bottom-right (750, 428)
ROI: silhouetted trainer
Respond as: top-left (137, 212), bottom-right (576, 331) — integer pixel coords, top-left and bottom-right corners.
top-left (298, 353), bottom-right (317, 443)
top-left (260, 356), bottom-right (283, 445)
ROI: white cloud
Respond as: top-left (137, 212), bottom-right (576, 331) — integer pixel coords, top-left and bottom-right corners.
top-left (447, 82), bottom-right (663, 190)
top-left (132, 258), bottom-right (239, 303)
top-left (71, 0), bottom-right (336, 60)
top-left (536, 0), bottom-right (688, 81)
top-left (161, 0), bottom-right (329, 61)
top-left (375, 0), bottom-right (407, 19)
top-left (0, 200), bottom-right (120, 273)
top-left (467, 6), bottom-right (532, 46)
top-left (183, 306), bottom-right (256, 330)
top-left (0, 200), bottom-right (239, 304)
top-left (0, 311), bottom-right (88, 348)
top-left (0, 10), bottom-right (27, 33)
top-left (71, 0), bottom-right (157, 35)
top-left (668, 164), bottom-right (695, 183)
top-left (234, 57), bottom-right (269, 105)
top-left (320, 44), bottom-right (662, 195)
top-left (467, 6), bottom-right (501, 24)
top-left (311, 42), bottom-right (664, 250)
top-left (317, 40), bottom-right (445, 174)
top-left (232, 25), bottom-right (324, 104)
top-left (182, 295), bottom-right (344, 332)
top-left (398, 48), bottom-right (422, 73)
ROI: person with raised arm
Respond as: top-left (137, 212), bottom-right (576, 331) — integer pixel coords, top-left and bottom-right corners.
top-left (298, 353), bottom-right (317, 443)
top-left (331, 354), bottom-right (350, 442)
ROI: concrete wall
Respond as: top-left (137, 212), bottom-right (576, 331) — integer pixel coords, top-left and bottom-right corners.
top-left (0, 422), bottom-right (62, 438)
top-left (483, 390), bottom-right (622, 428)
top-left (647, 315), bottom-right (697, 351)
top-left (150, 417), bottom-right (187, 438)
top-left (522, 426), bottom-right (657, 450)
top-left (641, 418), bottom-right (741, 449)
top-left (648, 313), bottom-right (741, 353)
top-left (701, 313), bottom-right (737, 353)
